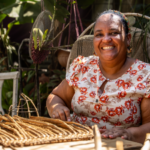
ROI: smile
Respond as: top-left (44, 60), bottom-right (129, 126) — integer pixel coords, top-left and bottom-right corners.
top-left (102, 46), bottom-right (115, 50)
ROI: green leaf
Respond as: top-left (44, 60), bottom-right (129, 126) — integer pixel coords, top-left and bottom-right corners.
top-left (0, 14), bottom-right (7, 23)
top-left (0, 0), bottom-right (17, 9)
top-left (0, 57), bottom-right (7, 64)
top-left (6, 91), bottom-right (13, 99)
top-left (27, 71), bottom-right (35, 82)
top-left (43, 29), bottom-right (48, 41)
top-left (23, 82), bottom-right (35, 94)
top-left (72, 1), bottom-right (76, 4)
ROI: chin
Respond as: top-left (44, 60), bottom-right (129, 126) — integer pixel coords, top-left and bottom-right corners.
top-left (101, 54), bottom-right (118, 61)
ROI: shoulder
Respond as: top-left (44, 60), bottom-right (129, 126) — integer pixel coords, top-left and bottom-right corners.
top-left (72, 55), bottom-right (99, 65)
top-left (134, 59), bottom-right (150, 72)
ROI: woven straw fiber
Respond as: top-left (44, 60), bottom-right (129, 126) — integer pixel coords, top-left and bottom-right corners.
top-left (0, 114), bottom-right (93, 148)
top-left (66, 35), bottom-right (94, 70)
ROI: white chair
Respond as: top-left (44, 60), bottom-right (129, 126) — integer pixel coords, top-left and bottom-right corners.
top-left (0, 71), bottom-right (19, 116)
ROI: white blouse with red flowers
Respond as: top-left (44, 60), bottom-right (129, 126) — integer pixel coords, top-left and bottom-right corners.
top-left (66, 55), bottom-right (150, 129)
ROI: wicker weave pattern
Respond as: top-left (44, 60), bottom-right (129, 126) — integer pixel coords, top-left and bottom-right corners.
top-left (0, 114), bottom-right (93, 148)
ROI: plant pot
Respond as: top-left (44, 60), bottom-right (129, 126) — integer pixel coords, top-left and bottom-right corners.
top-left (57, 49), bottom-right (70, 67)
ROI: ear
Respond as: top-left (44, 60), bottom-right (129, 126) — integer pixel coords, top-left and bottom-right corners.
top-left (126, 33), bottom-right (131, 47)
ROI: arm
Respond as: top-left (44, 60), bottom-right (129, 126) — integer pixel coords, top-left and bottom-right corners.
top-left (46, 79), bottom-right (75, 121)
top-left (126, 97), bottom-right (150, 143)
top-left (100, 97), bottom-right (150, 144)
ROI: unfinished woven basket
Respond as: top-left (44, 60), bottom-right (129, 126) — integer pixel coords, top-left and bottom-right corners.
top-left (0, 94), bottom-right (93, 148)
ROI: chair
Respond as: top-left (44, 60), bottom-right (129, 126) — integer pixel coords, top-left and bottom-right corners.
top-left (0, 71), bottom-right (19, 116)
top-left (66, 13), bottom-right (150, 70)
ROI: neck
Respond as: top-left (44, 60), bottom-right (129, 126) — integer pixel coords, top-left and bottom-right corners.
top-left (99, 57), bottom-right (127, 79)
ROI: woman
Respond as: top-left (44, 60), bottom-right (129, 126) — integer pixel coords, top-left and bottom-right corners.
top-left (46, 10), bottom-right (150, 144)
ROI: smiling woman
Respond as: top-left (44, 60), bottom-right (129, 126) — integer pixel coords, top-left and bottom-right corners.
top-left (46, 10), bottom-right (150, 144)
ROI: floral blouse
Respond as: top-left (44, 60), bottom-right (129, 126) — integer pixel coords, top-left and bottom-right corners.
top-left (66, 55), bottom-right (150, 129)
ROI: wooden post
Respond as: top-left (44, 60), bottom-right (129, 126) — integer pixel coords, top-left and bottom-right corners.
top-left (92, 124), bottom-right (102, 150)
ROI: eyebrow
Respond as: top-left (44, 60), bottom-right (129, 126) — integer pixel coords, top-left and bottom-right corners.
top-left (95, 28), bottom-right (119, 32)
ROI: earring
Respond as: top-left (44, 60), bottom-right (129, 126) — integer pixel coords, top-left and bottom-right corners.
top-left (127, 46), bottom-right (132, 54)
top-left (93, 51), bottom-right (97, 55)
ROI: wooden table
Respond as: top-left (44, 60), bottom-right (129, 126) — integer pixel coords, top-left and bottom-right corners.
top-left (0, 138), bottom-right (142, 150)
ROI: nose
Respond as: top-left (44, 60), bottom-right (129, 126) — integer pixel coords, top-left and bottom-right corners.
top-left (102, 35), bottom-right (112, 43)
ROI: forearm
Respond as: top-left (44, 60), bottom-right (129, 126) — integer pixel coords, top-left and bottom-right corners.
top-left (46, 93), bottom-right (66, 116)
top-left (127, 122), bottom-right (150, 144)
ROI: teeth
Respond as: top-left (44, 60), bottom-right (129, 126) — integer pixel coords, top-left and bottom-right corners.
top-left (102, 46), bottom-right (114, 50)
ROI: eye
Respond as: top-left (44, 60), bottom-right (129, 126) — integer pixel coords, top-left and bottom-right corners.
top-left (95, 33), bottom-right (103, 37)
top-left (110, 32), bottom-right (119, 35)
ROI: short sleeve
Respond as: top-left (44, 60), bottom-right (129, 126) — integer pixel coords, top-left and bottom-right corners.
top-left (145, 74), bottom-right (150, 98)
top-left (66, 55), bottom-right (84, 87)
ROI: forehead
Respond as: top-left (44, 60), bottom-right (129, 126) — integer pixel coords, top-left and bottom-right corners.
top-left (95, 13), bottom-right (122, 29)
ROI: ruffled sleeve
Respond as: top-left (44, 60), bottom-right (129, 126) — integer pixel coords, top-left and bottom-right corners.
top-left (66, 55), bottom-right (84, 87)
top-left (145, 74), bottom-right (150, 98)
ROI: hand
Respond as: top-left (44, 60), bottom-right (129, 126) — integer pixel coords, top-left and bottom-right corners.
top-left (100, 127), bottom-right (132, 140)
top-left (48, 104), bottom-right (71, 122)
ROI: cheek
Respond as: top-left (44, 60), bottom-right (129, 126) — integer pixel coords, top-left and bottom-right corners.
top-left (93, 38), bottom-right (101, 48)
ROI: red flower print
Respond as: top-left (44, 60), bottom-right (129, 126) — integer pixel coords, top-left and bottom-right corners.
top-left (101, 116), bottom-right (108, 122)
top-left (124, 116), bottom-right (134, 124)
top-left (116, 79), bottom-right (124, 87)
top-left (126, 67), bottom-right (132, 74)
top-left (75, 117), bottom-right (80, 123)
top-left (117, 91), bottom-right (127, 99)
top-left (114, 121), bottom-right (122, 126)
top-left (90, 75), bottom-right (97, 83)
top-left (92, 117), bottom-right (100, 123)
top-left (71, 72), bottom-right (75, 78)
top-left (81, 77), bottom-right (87, 81)
top-left (136, 83), bottom-right (145, 90)
top-left (73, 65), bottom-right (77, 71)
top-left (122, 81), bottom-right (132, 90)
top-left (77, 95), bottom-right (87, 104)
top-left (72, 76), bottom-right (79, 82)
top-left (82, 66), bottom-right (89, 74)
top-left (125, 99), bottom-right (133, 110)
top-left (99, 75), bottom-right (105, 81)
top-left (115, 106), bottom-right (124, 116)
top-left (90, 59), bottom-right (98, 65)
top-left (137, 97), bottom-right (142, 105)
top-left (72, 82), bottom-right (78, 87)
top-left (79, 87), bottom-right (87, 94)
top-left (131, 105), bottom-right (137, 115)
top-left (138, 64), bottom-right (146, 70)
top-left (94, 104), bottom-right (102, 112)
top-left (106, 108), bottom-right (116, 116)
top-left (137, 75), bottom-right (143, 81)
top-left (81, 117), bottom-right (87, 123)
top-left (94, 69), bottom-right (98, 73)
top-left (147, 94), bottom-right (150, 98)
top-left (89, 91), bottom-right (96, 98)
top-left (90, 111), bottom-right (97, 116)
top-left (130, 70), bottom-right (137, 76)
top-left (100, 126), bottom-right (106, 129)
top-left (99, 95), bottom-right (109, 103)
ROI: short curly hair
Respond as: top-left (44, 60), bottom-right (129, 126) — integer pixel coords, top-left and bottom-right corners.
top-left (95, 10), bottom-right (129, 35)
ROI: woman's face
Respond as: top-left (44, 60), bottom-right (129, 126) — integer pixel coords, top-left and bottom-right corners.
top-left (93, 13), bottom-right (131, 63)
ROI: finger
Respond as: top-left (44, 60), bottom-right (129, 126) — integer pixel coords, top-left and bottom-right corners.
top-left (63, 108), bottom-right (71, 121)
top-left (121, 134), bottom-right (128, 140)
top-left (58, 110), bottom-right (66, 121)
top-left (99, 129), bottom-right (106, 133)
top-left (109, 132), bottom-right (122, 139)
top-left (53, 111), bottom-right (60, 119)
top-left (101, 133), bottom-right (109, 138)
